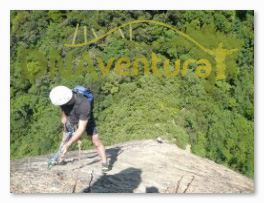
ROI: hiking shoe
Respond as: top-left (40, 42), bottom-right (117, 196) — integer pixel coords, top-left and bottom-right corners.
top-left (101, 162), bottom-right (110, 173)
top-left (55, 159), bottom-right (67, 166)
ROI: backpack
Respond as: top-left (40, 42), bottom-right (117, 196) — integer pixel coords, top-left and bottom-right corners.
top-left (72, 85), bottom-right (94, 102)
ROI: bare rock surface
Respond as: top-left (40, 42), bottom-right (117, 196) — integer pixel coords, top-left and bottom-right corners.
top-left (10, 139), bottom-right (254, 193)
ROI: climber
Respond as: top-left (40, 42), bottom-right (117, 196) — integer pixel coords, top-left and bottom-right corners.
top-left (49, 85), bottom-right (109, 172)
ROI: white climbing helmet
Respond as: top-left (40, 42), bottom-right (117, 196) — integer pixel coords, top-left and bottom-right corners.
top-left (49, 86), bottom-right (73, 106)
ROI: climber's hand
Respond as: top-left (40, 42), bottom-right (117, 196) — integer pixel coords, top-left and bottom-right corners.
top-left (60, 143), bottom-right (70, 159)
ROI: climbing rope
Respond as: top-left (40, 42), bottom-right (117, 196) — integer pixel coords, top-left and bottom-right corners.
top-left (72, 141), bottom-right (82, 193)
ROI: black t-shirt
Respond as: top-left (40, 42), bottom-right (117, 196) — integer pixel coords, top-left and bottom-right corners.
top-left (61, 93), bottom-right (92, 129)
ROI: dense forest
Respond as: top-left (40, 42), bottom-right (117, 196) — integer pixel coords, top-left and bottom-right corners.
top-left (10, 10), bottom-right (254, 177)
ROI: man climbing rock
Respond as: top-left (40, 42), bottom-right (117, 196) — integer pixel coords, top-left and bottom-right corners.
top-left (49, 85), bottom-right (109, 172)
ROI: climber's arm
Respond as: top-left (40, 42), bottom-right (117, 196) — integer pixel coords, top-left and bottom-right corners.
top-left (59, 119), bottom-right (88, 159)
top-left (61, 110), bottom-right (67, 124)
top-left (67, 119), bottom-right (88, 147)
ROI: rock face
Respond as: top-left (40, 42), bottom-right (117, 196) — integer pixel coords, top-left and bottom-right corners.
top-left (10, 139), bottom-right (254, 193)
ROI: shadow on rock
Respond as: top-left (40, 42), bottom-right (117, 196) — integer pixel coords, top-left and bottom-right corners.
top-left (106, 147), bottom-right (122, 170)
top-left (83, 167), bottom-right (145, 193)
top-left (146, 187), bottom-right (159, 193)
top-left (72, 147), bottom-right (122, 171)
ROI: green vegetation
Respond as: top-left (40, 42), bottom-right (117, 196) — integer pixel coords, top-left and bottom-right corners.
top-left (10, 10), bottom-right (254, 178)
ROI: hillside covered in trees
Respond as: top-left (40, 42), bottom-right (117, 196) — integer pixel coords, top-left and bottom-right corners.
top-left (10, 10), bottom-right (254, 177)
